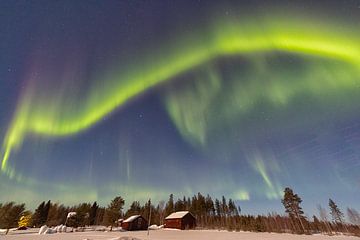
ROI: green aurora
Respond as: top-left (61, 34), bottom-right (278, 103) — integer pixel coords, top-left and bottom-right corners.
top-left (2, 11), bottom-right (360, 198)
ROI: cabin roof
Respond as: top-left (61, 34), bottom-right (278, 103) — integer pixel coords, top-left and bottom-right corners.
top-left (165, 211), bottom-right (193, 219)
top-left (123, 215), bottom-right (141, 223)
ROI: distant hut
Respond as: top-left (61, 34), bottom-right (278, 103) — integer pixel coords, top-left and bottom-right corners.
top-left (164, 211), bottom-right (196, 230)
top-left (121, 215), bottom-right (148, 231)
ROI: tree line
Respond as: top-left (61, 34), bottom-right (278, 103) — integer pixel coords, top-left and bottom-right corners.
top-left (0, 187), bottom-right (359, 236)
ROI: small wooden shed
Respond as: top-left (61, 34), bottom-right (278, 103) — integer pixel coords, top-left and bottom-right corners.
top-left (121, 215), bottom-right (148, 231)
top-left (164, 211), bottom-right (196, 230)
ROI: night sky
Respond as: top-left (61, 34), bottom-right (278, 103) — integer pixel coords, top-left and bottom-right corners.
top-left (1, 0), bottom-right (360, 215)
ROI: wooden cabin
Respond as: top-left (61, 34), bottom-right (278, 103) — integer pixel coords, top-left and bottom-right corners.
top-left (164, 211), bottom-right (196, 230)
top-left (121, 215), bottom-right (148, 231)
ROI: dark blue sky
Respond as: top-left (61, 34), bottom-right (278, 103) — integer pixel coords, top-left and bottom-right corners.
top-left (1, 0), bottom-right (360, 216)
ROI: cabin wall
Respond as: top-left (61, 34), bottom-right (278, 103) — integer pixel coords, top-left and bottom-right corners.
top-left (182, 214), bottom-right (196, 229)
top-left (164, 212), bottom-right (197, 230)
top-left (121, 217), bottom-right (148, 231)
top-left (164, 218), bottom-right (182, 229)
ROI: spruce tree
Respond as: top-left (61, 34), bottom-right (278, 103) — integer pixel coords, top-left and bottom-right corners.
top-left (165, 194), bottom-right (174, 217)
top-left (228, 199), bottom-right (238, 216)
top-left (103, 196), bottom-right (125, 227)
top-left (142, 199), bottom-right (154, 223)
top-left (221, 196), bottom-right (228, 217)
top-left (89, 202), bottom-right (99, 225)
top-left (205, 195), bottom-right (215, 226)
top-left (281, 187), bottom-right (306, 233)
top-left (46, 203), bottom-right (59, 226)
top-left (329, 199), bottom-right (344, 224)
top-left (43, 200), bottom-right (51, 224)
top-left (76, 203), bottom-right (91, 226)
top-left (95, 207), bottom-right (105, 225)
top-left (125, 201), bottom-right (141, 217)
top-left (215, 199), bottom-right (221, 217)
top-left (174, 198), bottom-right (185, 211)
top-left (31, 201), bottom-right (45, 227)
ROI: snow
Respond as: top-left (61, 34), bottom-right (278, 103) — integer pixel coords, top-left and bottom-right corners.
top-left (44, 228), bottom-right (57, 234)
top-left (123, 215), bottom-right (141, 223)
top-left (37, 225), bottom-right (69, 234)
top-left (165, 211), bottom-right (191, 219)
top-left (67, 212), bottom-right (77, 218)
top-left (38, 225), bottom-right (48, 234)
top-left (1, 228), bottom-right (358, 240)
top-left (148, 225), bottom-right (163, 230)
top-left (0, 228), bottom-right (17, 233)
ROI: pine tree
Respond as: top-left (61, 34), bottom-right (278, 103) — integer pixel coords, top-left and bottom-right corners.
top-left (281, 187), bottom-right (306, 233)
top-left (228, 199), bottom-right (238, 216)
top-left (312, 215), bottom-right (321, 232)
top-left (125, 201), bottom-right (141, 217)
top-left (214, 198), bottom-right (222, 227)
top-left (31, 200), bottom-right (51, 226)
top-left (95, 207), bottom-right (105, 225)
top-left (31, 201), bottom-right (45, 227)
top-left (221, 196), bottom-right (228, 217)
top-left (165, 194), bottom-right (174, 217)
top-left (46, 203), bottom-right (58, 226)
top-left (183, 196), bottom-right (188, 210)
top-left (347, 208), bottom-right (360, 225)
top-left (142, 199), bottom-right (154, 224)
top-left (103, 196), bottom-right (125, 228)
top-left (174, 198), bottom-right (185, 211)
top-left (205, 194), bottom-right (215, 226)
top-left (89, 202), bottom-right (99, 225)
top-left (329, 199), bottom-right (344, 224)
top-left (190, 195), bottom-right (198, 221)
top-left (0, 202), bottom-right (25, 234)
top-left (43, 200), bottom-right (51, 224)
top-left (75, 203), bottom-right (91, 226)
top-left (215, 199), bottom-right (221, 217)
top-left (46, 203), bottom-right (69, 226)
top-left (157, 200), bottom-right (165, 225)
top-left (317, 205), bottom-right (332, 234)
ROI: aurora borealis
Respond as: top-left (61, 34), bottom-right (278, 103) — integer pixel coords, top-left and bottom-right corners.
top-left (1, 1), bottom-right (360, 214)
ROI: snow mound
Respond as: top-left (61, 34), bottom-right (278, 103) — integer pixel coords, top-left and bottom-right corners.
top-left (38, 224), bottom-right (68, 234)
top-left (38, 225), bottom-right (48, 234)
top-left (44, 228), bottom-right (57, 234)
top-left (113, 237), bottom-right (142, 240)
top-left (148, 224), bottom-right (163, 230)
top-left (110, 227), bottom-right (125, 232)
top-left (95, 226), bottom-right (107, 231)
top-left (54, 224), bottom-right (65, 232)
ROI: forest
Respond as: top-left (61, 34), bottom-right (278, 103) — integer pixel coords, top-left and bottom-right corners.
top-left (1, 187), bottom-right (359, 236)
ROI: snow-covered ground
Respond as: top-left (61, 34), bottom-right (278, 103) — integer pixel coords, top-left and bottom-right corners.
top-left (1, 228), bottom-right (358, 240)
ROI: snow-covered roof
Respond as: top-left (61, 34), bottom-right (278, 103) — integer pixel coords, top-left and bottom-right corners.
top-left (123, 215), bottom-right (141, 223)
top-left (165, 211), bottom-right (192, 219)
top-left (67, 212), bottom-right (76, 218)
